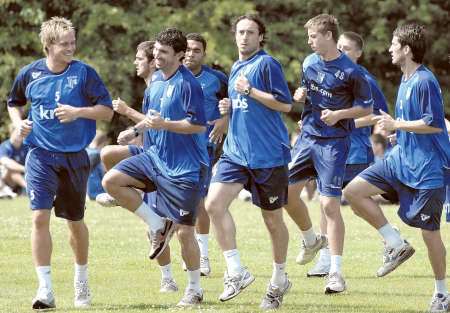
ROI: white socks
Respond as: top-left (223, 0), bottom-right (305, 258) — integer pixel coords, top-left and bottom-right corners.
top-left (160, 263), bottom-right (173, 280)
top-left (134, 201), bottom-right (164, 231)
top-left (74, 263), bottom-right (88, 282)
top-left (435, 279), bottom-right (448, 296)
top-left (319, 247), bottom-right (331, 263)
top-left (302, 227), bottom-right (317, 247)
top-left (196, 234), bottom-right (209, 258)
top-left (187, 269), bottom-right (201, 292)
top-left (378, 223), bottom-right (403, 249)
top-left (36, 266), bottom-right (52, 290)
top-left (270, 262), bottom-right (287, 288)
top-left (330, 255), bottom-right (342, 274)
top-left (223, 249), bottom-right (242, 276)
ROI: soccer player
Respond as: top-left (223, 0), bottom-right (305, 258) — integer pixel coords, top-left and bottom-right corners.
top-left (183, 32), bottom-right (228, 276)
top-left (307, 31), bottom-right (389, 277)
top-left (286, 14), bottom-right (373, 293)
top-left (0, 125), bottom-right (28, 196)
top-left (96, 41), bottom-right (179, 293)
top-left (7, 17), bottom-right (113, 310)
top-left (344, 24), bottom-right (450, 313)
top-left (102, 28), bottom-right (209, 307)
top-left (205, 14), bottom-right (293, 310)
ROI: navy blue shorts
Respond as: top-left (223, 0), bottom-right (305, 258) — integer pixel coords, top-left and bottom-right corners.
top-left (128, 144), bottom-right (144, 156)
top-left (211, 155), bottom-right (288, 210)
top-left (25, 147), bottom-right (90, 221)
top-left (359, 159), bottom-right (444, 231)
top-left (200, 145), bottom-right (215, 198)
top-left (114, 152), bottom-right (205, 226)
top-left (343, 163), bottom-right (370, 188)
top-left (289, 133), bottom-right (349, 197)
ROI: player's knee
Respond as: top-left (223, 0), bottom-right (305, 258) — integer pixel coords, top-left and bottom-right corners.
top-left (342, 184), bottom-right (358, 204)
top-left (32, 211), bottom-right (50, 230)
top-left (67, 220), bottom-right (87, 236)
top-left (176, 225), bottom-right (195, 245)
top-left (262, 209), bottom-right (283, 232)
top-left (204, 197), bottom-right (224, 217)
top-left (101, 171), bottom-right (116, 191)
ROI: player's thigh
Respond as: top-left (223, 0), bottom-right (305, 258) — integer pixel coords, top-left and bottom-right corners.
top-left (344, 176), bottom-right (386, 199)
top-left (206, 182), bottom-right (243, 215)
top-left (103, 168), bottom-right (147, 189)
top-left (100, 145), bottom-right (132, 168)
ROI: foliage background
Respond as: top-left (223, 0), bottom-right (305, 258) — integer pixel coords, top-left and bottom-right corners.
top-left (1, 0), bottom-right (449, 139)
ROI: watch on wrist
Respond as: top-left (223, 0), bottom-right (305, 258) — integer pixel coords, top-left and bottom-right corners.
top-left (243, 86), bottom-right (252, 96)
top-left (132, 127), bottom-right (139, 137)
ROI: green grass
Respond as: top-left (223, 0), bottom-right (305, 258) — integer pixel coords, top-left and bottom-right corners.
top-left (0, 196), bottom-right (448, 312)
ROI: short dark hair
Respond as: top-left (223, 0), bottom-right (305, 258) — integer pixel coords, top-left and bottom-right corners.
top-left (341, 31), bottom-right (364, 51)
top-left (305, 14), bottom-right (339, 43)
top-left (186, 33), bottom-right (207, 51)
top-left (393, 23), bottom-right (426, 64)
top-left (137, 40), bottom-right (155, 62)
top-left (232, 14), bottom-right (266, 47)
top-left (155, 28), bottom-right (187, 54)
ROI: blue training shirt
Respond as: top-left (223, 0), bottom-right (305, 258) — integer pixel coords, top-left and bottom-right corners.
top-left (144, 65), bottom-right (209, 182)
top-left (194, 65), bottom-right (228, 146)
top-left (0, 140), bottom-right (29, 165)
top-left (7, 59), bottom-right (112, 152)
top-left (347, 65), bottom-right (388, 164)
top-left (223, 50), bottom-right (292, 169)
top-left (387, 65), bottom-right (450, 189)
top-left (301, 53), bottom-right (373, 138)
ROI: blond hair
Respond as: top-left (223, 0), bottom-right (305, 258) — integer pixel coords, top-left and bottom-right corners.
top-left (39, 17), bottom-right (75, 55)
top-left (304, 14), bottom-right (339, 42)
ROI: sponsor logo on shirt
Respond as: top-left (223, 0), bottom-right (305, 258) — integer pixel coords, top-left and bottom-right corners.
top-left (39, 105), bottom-right (56, 120)
top-left (31, 72), bottom-right (42, 79)
top-left (310, 82), bottom-right (332, 98)
top-left (231, 95), bottom-right (248, 112)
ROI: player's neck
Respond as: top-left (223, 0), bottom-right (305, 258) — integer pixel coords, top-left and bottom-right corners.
top-left (401, 60), bottom-right (421, 81)
top-left (239, 48), bottom-right (261, 61)
top-left (144, 69), bottom-right (156, 86)
top-left (189, 65), bottom-right (202, 76)
top-left (46, 57), bottom-right (69, 73)
top-left (161, 62), bottom-right (181, 80)
top-left (320, 46), bottom-right (340, 62)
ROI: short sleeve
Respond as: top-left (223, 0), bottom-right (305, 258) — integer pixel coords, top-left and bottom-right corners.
top-left (7, 68), bottom-right (29, 107)
top-left (262, 58), bottom-right (292, 104)
top-left (352, 69), bottom-right (373, 108)
top-left (418, 79), bottom-right (444, 127)
top-left (83, 65), bottom-right (112, 107)
top-left (181, 79), bottom-right (206, 126)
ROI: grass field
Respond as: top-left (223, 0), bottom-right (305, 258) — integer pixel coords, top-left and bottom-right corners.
top-left (0, 196), bottom-right (448, 313)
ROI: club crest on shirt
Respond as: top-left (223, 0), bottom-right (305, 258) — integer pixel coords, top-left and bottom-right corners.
top-left (317, 71), bottom-right (325, 84)
top-left (66, 76), bottom-right (78, 89)
top-left (31, 72), bottom-right (42, 79)
top-left (405, 87), bottom-right (412, 100)
top-left (166, 85), bottom-right (175, 97)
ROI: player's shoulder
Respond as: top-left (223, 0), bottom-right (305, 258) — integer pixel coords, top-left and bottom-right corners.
top-left (302, 53), bottom-right (321, 70)
top-left (16, 58), bottom-right (46, 80)
top-left (258, 50), bottom-right (282, 68)
top-left (201, 65), bottom-right (228, 83)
